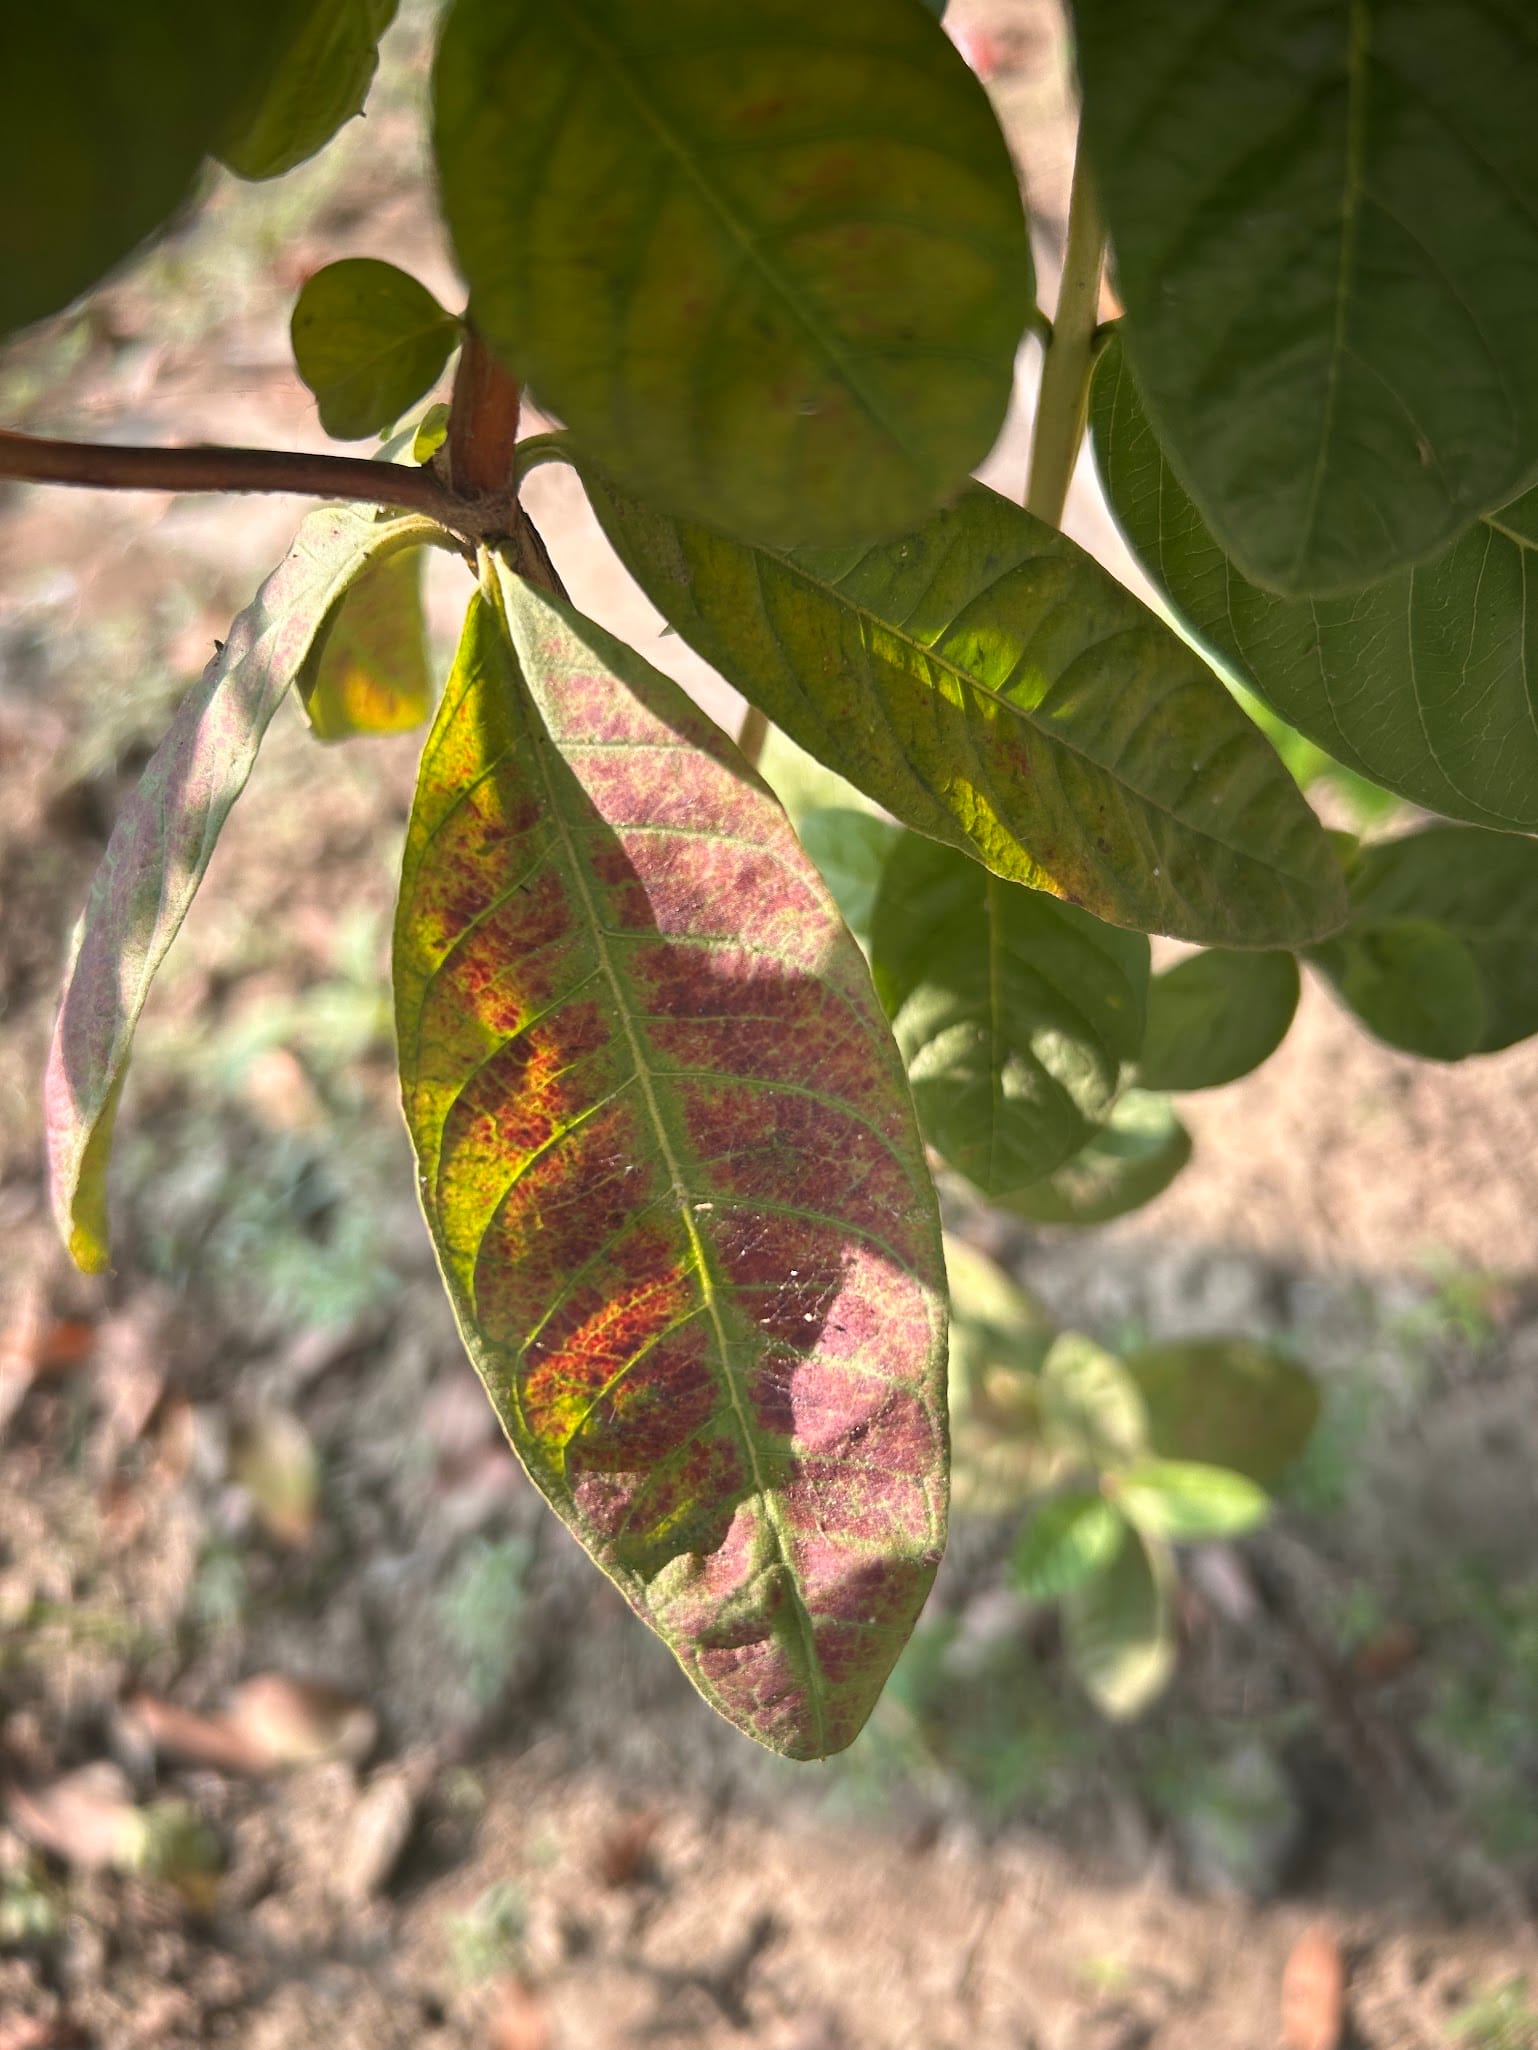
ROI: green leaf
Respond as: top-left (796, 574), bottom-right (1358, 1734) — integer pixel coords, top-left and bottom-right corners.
top-left (1004, 1091), bottom-right (1191, 1228)
top-left (45, 508), bottom-right (447, 1273)
top-left (393, 558), bottom-right (948, 1760)
top-left (221, 0), bottom-right (398, 180)
top-left (1074, 0), bottom-right (1538, 596)
top-left (1, 1), bottom-right (305, 338)
top-left (1124, 1338), bottom-right (1320, 1490)
top-left (944, 1234), bottom-right (1056, 1516)
top-left (1092, 333), bottom-right (1538, 833)
top-left (584, 468), bottom-right (1346, 947)
top-left (291, 260), bottom-right (459, 441)
top-left (796, 809), bottom-right (900, 946)
top-left (1062, 1522), bottom-right (1174, 1719)
top-left (412, 402), bottom-right (452, 465)
top-left (1115, 1461), bottom-right (1271, 1543)
top-left (297, 545), bottom-right (433, 740)
top-left (1339, 826), bottom-right (1538, 1053)
top-left (1138, 949), bottom-right (1299, 1094)
top-left (1310, 918), bottom-right (1485, 1061)
top-left (432, 0), bottom-right (1030, 550)
top-left (1039, 1331), bottom-right (1147, 1470)
top-left (871, 833), bottom-right (1148, 1197)
top-left (1012, 1493), bottom-right (1126, 1602)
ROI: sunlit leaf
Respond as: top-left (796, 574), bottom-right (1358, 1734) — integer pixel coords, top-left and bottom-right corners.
top-left (1061, 1521), bottom-right (1174, 1719)
top-left (393, 558), bottom-right (947, 1759)
top-left (796, 809), bottom-right (900, 947)
top-left (433, 0), bottom-right (1030, 549)
top-left (292, 259), bottom-right (459, 441)
top-left (944, 1234), bottom-right (1056, 1516)
top-left (1039, 1330), bottom-right (1147, 1469)
top-left (1310, 918), bottom-right (1485, 1062)
top-left (1138, 949), bottom-right (1299, 1094)
top-left (1, 1), bottom-right (305, 338)
top-left (1116, 1460), bottom-right (1270, 1543)
top-left (1011, 1491), bottom-right (1125, 1601)
top-left (1003, 1091), bottom-right (1191, 1228)
top-left (45, 507), bottom-right (447, 1273)
top-left (1075, 0), bottom-right (1538, 595)
top-left (1092, 335), bottom-right (1538, 832)
top-left (412, 402), bottom-right (452, 464)
top-left (298, 545), bottom-right (433, 740)
top-left (585, 468), bottom-right (1344, 946)
top-left (871, 833), bottom-right (1148, 1198)
top-left (1124, 1338), bottom-right (1320, 1490)
top-left (221, 0), bottom-right (398, 180)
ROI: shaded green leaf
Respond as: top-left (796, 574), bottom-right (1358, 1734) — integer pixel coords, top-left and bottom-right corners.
top-left (1092, 334), bottom-right (1538, 832)
top-left (1138, 949), bottom-right (1299, 1094)
top-left (45, 508), bottom-right (447, 1272)
top-left (1012, 1492), bottom-right (1125, 1602)
top-left (1116, 1461), bottom-right (1270, 1543)
top-left (1341, 826), bottom-right (1538, 1053)
top-left (292, 259), bottom-right (459, 441)
top-left (394, 558), bottom-right (948, 1760)
top-left (1074, 0), bottom-right (1538, 595)
top-left (412, 402), bottom-right (452, 465)
top-left (1062, 1522), bottom-right (1174, 1719)
top-left (297, 545), bottom-right (433, 740)
top-left (870, 834), bottom-right (1149, 1200)
top-left (585, 467), bottom-right (1346, 946)
top-left (1310, 918), bottom-right (1485, 1062)
top-left (433, 0), bottom-right (1030, 550)
top-left (1004, 1091), bottom-right (1191, 1228)
top-left (221, 0), bottom-right (398, 180)
top-left (1125, 1338), bottom-right (1321, 1490)
top-left (1, 1), bottom-right (304, 338)
top-left (944, 1234), bottom-right (1056, 1516)
top-left (1039, 1331), bottom-right (1147, 1469)
top-left (796, 809), bottom-right (900, 946)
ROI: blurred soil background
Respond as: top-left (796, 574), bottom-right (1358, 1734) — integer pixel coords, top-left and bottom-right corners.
top-left (3, 4), bottom-right (1538, 2045)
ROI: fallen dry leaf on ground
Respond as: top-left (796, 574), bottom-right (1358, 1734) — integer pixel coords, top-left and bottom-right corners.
top-left (1282, 1922), bottom-right (1347, 2050)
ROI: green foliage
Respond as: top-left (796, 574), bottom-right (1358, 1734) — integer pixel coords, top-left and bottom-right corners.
top-left (1124, 1339), bottom-right (1320, 1490)
top-left (222, 0), bottom-right (399, 180)
top-left (297, 544), bottom-right (434, 738)
top-left (291, 259), bottom-right (459, 439)
top-left (1002, 1092), bottom-right (1192, 1228)
top-left (1012, 1492), bottom-right (1126, 1600)
top-left (1137, 950), bottom-right (1299, 1094)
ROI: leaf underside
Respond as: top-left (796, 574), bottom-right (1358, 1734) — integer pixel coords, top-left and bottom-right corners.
top-left (432, 0), bottom-right (1030, 550)
top-left (298, 543), bottom-right (433, 739)
top-left (45, 507), bottom-right (445, 1272)
top-left (221, 0), bottom-right (399, 181)
top-left (1074, 0), bottom-right (1538, 595)
top-left (584, 467), bottom-right (1346, 947)
top-left (1092, 334), bottom-right (1538, 833)
top-left (393, 560), bottom-right (948, 1759)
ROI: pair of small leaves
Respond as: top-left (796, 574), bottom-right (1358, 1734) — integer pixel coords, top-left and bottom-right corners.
top-left (431, 0), bottom-right (1031, 553)
top-left (1074, 0), bottom-right (1538, 598)
top-left (586, 464), bottom-right (1345, 950)
top-left (45, 506), bottom-right (448, 1272)
top-left (292, 261), bottom-right (460, 441)
top-left (1092, 336), bottom-right (1538, 833)
top-left (1308, 827), bottom-right (1538, 1061)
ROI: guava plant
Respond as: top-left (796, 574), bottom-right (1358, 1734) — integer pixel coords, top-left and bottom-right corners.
top-left (10, 0), bottom-right (1538, 1759)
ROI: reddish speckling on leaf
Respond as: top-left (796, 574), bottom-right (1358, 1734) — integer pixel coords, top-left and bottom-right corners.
top-left (394, 556), bottom-right (947, 1759)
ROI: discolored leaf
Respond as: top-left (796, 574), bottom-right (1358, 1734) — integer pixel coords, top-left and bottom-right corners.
top-left (1310, 918), bottom-right (1485, 1062)
top-left (1093, 336), bottom-right (1538, 832)
top-left (871, 833), bottom-right (1148, 1198)
top-left (394, 559), bottom-right (947, 1759)
top-left (584, 467), bottom-right (1345, 945)
top-left (1074, 0), bottom-right (1538, 595)
top-left (1004, 1091), bottom-right (1191, 1228)
top-left (1138, 949), bottom-right (1299, 1094)
top-left (292, 259), bottom-right (460, 440)
top-left (433, 0), bottom-right (1030, 549)
top-left (1124, 1338), bottom-right (1320, 1490)
top-left (45, 507), bottom-right (448, 1272)
top-left (1039, 1330), bottom-right (1147, 1469)
top-left (944, 1234), bottom-right (1056, 1515)
top-left (221, 0), bottom-right (399, 180)
top-left (298, 545), bottom-right (433, 740)
top-left (1061, 1521), bottom-right (1174, 1719)
top-left (1337, 826), bottom-right (1538, 1053)
top-left (1115, 1460), bottom-right (1271, 1543)
top-left (795, 809), bottom-right (900, 947)
top-left (1, 1), bottom-right (305, 338)
top-left (1011, 1491), bottom-right (1125, 1601)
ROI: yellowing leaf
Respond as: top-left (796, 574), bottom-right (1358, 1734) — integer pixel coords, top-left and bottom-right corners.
top-left (299, 545), bottom-right (433, 739)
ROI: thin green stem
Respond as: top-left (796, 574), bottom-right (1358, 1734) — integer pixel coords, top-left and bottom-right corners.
top-left (511, 432), bottom-right (574, 486)
top-left (1024, 144), bottom-right (1107, 529)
